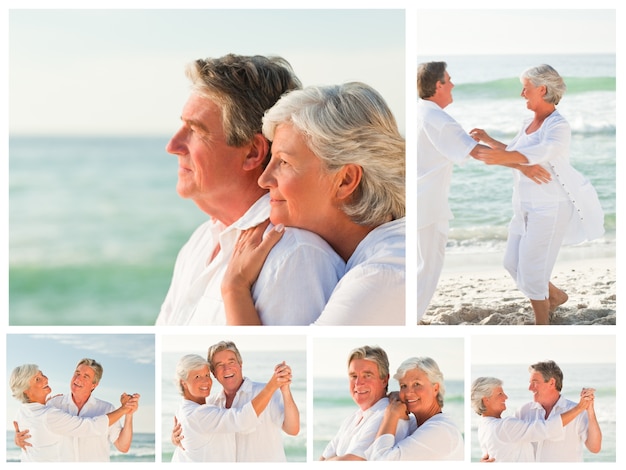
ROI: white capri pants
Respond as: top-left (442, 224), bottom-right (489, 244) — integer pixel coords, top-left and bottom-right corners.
top-left (503, 199), bottom-right (574, 300)
top-left (417, 219), bottom-right (449, 319)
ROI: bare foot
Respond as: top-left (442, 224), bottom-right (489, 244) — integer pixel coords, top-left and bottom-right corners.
top-left (548, 283), bottom-right (568, 312)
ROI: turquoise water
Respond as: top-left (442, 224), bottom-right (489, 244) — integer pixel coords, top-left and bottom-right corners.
top-left (417, 54), bottom-right (616, 256)
top-left (470, 362), bottom-right (616, 462)
top-left (9, 136), bottom-right (207, 325)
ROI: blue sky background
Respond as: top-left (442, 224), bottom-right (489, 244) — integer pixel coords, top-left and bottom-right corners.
top-left (5, 334), bottom-right (155, 434)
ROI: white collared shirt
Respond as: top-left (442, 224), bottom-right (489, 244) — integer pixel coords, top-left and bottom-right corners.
top-left (516, 396), bottom-right (588, 462)
top-left (322, 397), bottom-right (410, 460)
top-left (172, 398), bottom-right (259, 462)
top-left (208, 378), bottom-right (287, 462)
top-left (366, 412), bottom-right (463, 461)
top-left (477, 414), bottom-right (564, 462)
top-left (314, 218), bottom-right (406, 325)
top-left (417, 99), bottom-right (476, 229)
top-left (156, 193), bottom-right (345, 325)
top-left (16, 400), bottom-right (112, 462)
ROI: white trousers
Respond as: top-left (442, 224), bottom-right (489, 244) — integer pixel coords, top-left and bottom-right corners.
top-left (503, 199), bottom-right (574, 300)
top-left (417, 220), bottom-right (449, 319)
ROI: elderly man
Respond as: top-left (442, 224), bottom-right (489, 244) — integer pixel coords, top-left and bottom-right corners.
top-left (155, 54), bottom-right (344, 326)
top-left (14, 358), bottom-right (140, 461)
top-left (516, 360), bottom-right (602, 462)
top-left (320, 345), bottom-right (410, 461)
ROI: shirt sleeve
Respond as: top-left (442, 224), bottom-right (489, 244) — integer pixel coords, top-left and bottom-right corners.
top-left (45, 408), bottom-right (109, 437)
top-left (314, 264), bottom-right (405, 325)
top-left (509, 116), bottom-right (571, 165)
top-left (427, 120), bottom-right (477, 164)
top-left (498, 415), bottom-right (565, 443)
top-left (187, 402), bottom-right (258, 435)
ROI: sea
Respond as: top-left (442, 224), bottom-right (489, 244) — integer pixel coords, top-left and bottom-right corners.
top-left (418, 53), bottom-right (616, 269)
top-left (313, 376), bottom-right (464, 459)
top-left (470, 362), bottom-right (616, 463)
top-left (5, 431), bottom-right (156, 462)
top-left (8, 135), bottom-right (207, 325)
top-left (160, 350), bottom-right (307, 462)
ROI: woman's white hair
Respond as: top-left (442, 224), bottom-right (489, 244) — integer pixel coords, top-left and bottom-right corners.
top-left (10, 364), bottom-right (40, 403)
top-left (470, 377), bottom-right (502, 416)
top-left (521, 64), bottom-right (567, 105)
top-left (394, 357), bottom-right (446, 407)
top-left (175, 354), bottom-right (210, 395)
top-left (262, 82), bottom-right (405, 226)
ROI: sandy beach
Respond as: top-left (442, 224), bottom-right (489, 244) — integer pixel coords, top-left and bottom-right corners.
top-left (420, 248), bottom-right (616, 326)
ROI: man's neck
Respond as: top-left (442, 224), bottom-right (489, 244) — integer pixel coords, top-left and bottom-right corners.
top-left (194, 188), bottom-right (267, 227)
top-left (72, 393), bottom-right (91, 412)
top-left (223, 378), bottom-right (245, 409)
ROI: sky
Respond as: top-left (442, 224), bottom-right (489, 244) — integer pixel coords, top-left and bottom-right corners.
top-left (472, 334), bottom-right (616, 365)
top-left (416, 8), bottom-right (616, 57)
top-left (7, 8), bottom-right (405, 136)
top-left (5, 334), bottom-right (155, 434)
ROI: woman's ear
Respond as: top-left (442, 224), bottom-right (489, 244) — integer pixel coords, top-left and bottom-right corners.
top-left (242, 134), bottom-right (270, 171)
top-left (335, 164), bottom-right (363, 200)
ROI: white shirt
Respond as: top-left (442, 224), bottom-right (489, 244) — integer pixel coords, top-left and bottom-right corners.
top-left (14, 402), bottom-right (109, 462)
top-left (209, 378), bottom-right (287, 462)
top-left (507, 111), bottom-right (604, 245)
top-left (172, 398), bottom-right (259, 462)
top-left (156, 194), bottom-right (345, 325)
top-left (516, 396), bottom-right (588, 462)
top-left (314, 218), bottom-right (405, 325)
top-left (417, 99), bottom-right (476, 229)
top-left (322, 397), bottom-right (410, 460)
top-left (47, 393), bottom-right (122, 462)
top-left (477, 414), bottom-right (565, 462)
top-left (366, 412), bottom-right (463, 461)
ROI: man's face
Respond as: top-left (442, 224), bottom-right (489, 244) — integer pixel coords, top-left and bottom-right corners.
top-left (348, 358), bottom-right (388, 411)
top-left (166, 94), bottom-right (250, 214)
top-left (211, 349), bottom-right (244, 392)
top-left (438, 71), bottom-right (455, 107)
top-left (70, 364), bottom-right (97, 400)
top-left (528, 371), bottom-right (553, 404)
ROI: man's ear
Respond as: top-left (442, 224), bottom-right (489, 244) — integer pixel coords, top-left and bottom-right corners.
top-left (242, 133), bottom-right (270, 171)
top-left (335, 164), bottom-right (363, 200)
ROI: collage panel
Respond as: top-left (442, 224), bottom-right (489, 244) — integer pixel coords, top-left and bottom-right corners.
top-left (313, 335), bottom-right (465, 461)
top-left (160, 333), bottom-right (306, 463)
top-left (415, 9), bottom-right (616, 325)
top-left (470, 333), bottom-right (616, 463)
top-left (5, 333), bottom-right (156, 462)
top-left (8, 8), bottom-right (407, 328)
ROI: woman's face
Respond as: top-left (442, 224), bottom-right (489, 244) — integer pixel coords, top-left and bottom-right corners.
top-left (258, 123), bottom-right (340, 233)
top-left (520, 77), bottom-right (547, 110)
top-left (25, 370), bottom-right (51, 404)
top-left (483, 385), bottom-right (508, 417)
top-left (182, 365), bottom-right (213, 401)
top-left (398, 368), bottom-right (440, 418)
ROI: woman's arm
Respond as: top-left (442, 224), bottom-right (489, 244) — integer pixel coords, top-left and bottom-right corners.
top-left (221, 221), bottom-right (285, 325)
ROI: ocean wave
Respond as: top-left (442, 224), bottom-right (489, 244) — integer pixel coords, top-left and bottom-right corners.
top-left (454, 76), bottom-right (615, 100)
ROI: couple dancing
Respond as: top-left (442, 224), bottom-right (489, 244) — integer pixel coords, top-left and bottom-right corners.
top-left (320, 345), bottom-right (463, 461)
top-left (471, 360), bottom-right (602, 462)
top-left (416, 61), bottom-right (605, 324)
top-left (156, 54), bottom-right (405, 326)
top-left (9, 360), bottom-right (139, 462)
top-left (170, 341), bottom-right (299, 462)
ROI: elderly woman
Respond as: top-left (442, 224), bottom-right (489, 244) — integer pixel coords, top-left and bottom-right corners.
top-left (9, 364), bottom-right (130, 462)
top-left (171, 354), bottom-right (290, 462)
top-left (365, 357), bottom-right (463, 460)
top-left (471, 377), bottom-right (592, 462)
top-left (470, 64), bottom-right (604, 324)
top-left (222, 81), bottom-right (405, 325)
